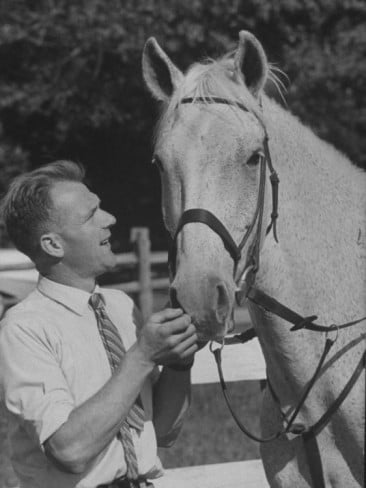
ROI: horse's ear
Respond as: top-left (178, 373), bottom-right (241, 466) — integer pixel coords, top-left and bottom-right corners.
top-left (142, 37), bottom-right (183, 102)
top-left (234, 31), bottom-right (268, 98)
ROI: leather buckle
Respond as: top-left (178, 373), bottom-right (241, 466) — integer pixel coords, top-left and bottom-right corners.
top-left (289, 423), bottom-right (306, 435)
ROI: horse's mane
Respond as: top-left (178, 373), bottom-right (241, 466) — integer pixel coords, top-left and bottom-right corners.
top-left (155, 54), bottom-right (286, 141)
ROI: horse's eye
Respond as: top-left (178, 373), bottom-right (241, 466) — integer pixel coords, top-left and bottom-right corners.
top-left (152, 155), bottom-right (164, 172)
top-left (247, 152), bottom-right (264, 167)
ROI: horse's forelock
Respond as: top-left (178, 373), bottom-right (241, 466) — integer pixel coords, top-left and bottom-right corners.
top-left (155, 55), bottom-right (269, 142)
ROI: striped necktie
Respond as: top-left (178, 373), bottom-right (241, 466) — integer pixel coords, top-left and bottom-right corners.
top-left (89, 292), bottom-right (145, 480)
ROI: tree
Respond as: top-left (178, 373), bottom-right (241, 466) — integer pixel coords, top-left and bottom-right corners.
top-left (0, 0), bottom-right (365, 248)
top-left (0, 126), bottom-right (28, 246)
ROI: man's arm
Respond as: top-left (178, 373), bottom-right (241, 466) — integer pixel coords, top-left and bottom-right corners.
top-left (152, 366), bottom-right (192, 447)
top-left (44, 340), bottom-right (154, 473)
top-left (44, 308), bottom-right (197, 473)
top-left (133, 305), bottom-right (195, 447)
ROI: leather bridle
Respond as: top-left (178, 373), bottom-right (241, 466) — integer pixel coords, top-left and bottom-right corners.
top-left (168, 96), bottom-right (279, 288)
top-left (167, 96), bottom-right (366, 488)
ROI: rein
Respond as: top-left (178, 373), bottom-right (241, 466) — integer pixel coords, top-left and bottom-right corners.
top-left (212, 332), bottom-right (366, 442)
top-left (168, 95), bottom-right (366, 488)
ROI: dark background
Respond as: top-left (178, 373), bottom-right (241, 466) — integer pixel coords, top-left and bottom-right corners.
top-left (0, 0), bottom-right (365, 251)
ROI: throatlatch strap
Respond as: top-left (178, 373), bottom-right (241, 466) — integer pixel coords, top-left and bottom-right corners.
top-left (265, 136), bottom-right (279, 243)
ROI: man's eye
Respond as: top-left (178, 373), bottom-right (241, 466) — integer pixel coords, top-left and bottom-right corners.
top-left (152, 155), bottom-right (164, 172)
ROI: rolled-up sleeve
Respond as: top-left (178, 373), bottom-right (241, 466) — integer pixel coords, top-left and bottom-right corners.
top-left (0, 318), bottom-right (75, 446)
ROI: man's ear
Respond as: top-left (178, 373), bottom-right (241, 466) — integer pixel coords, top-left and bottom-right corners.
top-left (40, 233), bottom-right (64, 258)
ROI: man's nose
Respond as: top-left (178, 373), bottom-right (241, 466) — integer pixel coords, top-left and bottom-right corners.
top-left (102, 210), bottom-right (116, 227)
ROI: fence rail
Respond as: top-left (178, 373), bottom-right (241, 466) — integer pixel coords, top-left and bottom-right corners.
top-left (0, 228), bottom-right (268, 488)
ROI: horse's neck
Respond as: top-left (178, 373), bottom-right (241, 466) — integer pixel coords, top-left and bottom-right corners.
top-left (259, 97), bottom-right (366, 320)
top-left (263, 97), bottom-right (365, 224)
top-left (250, 97), bottom-right (366, 397)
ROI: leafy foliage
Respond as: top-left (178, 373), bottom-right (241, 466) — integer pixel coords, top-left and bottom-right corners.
top-left (0, 0), bottom-right (365, 248)
top-left (0, 127), bottom-right (29, 246)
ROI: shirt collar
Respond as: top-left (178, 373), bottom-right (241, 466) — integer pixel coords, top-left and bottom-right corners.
top-left (37, 276), bottom-right (104, 316)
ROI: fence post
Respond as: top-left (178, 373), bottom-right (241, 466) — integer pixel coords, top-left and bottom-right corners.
top-left (130, 227), bottom-right (153, 321)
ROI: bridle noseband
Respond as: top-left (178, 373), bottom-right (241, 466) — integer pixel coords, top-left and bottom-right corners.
top-left (168, 96), bottom-right (280, 292)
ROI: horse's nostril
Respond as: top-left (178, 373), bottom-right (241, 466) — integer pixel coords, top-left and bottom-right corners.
top-left (216, 282), bottom-right (230, 322)
top-left (169, 286), bottom-right (181, 309)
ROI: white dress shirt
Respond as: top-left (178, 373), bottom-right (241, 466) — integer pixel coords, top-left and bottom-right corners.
top-left (0, 276), bottom-right (163, 488)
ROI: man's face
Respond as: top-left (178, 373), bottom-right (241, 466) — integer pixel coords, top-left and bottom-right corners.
top-left (50, 181), bottom-right (117, 278)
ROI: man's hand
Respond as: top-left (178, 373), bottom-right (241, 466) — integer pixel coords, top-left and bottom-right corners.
top-left (136, 308), bottom-right (198, 367)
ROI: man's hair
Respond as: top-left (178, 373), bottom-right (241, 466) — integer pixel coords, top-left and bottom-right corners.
top-left (0, 160), bottom-right (85, 259)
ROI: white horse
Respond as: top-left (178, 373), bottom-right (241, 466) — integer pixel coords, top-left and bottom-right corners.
top-left (142, 31), bottom-right (365, 487)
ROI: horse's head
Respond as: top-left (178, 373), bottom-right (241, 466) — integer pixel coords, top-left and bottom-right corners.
top-left (143, 31), bottom-right (273, 341)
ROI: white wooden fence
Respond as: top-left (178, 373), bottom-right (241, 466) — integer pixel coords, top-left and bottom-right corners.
top-left (0, 228), bottom-right (268, 488)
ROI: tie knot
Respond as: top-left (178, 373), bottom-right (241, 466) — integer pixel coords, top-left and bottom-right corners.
top-left (89, 293), bottom-right (105, 311)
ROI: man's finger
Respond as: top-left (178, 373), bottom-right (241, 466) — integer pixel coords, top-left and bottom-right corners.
top-left (172, 333), bottom-right (198, 354)
top-left (150, 308), bottom-right (184, 323)
top-left (178, 342), bottom-right (199, 359)
top-left (167, 324), bottom-right (197, 346)
top-left (162, 315), bottom-right (193, 334)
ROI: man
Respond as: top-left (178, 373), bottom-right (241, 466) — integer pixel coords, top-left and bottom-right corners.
top-left (0, 160), bottom-right (198, 488)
